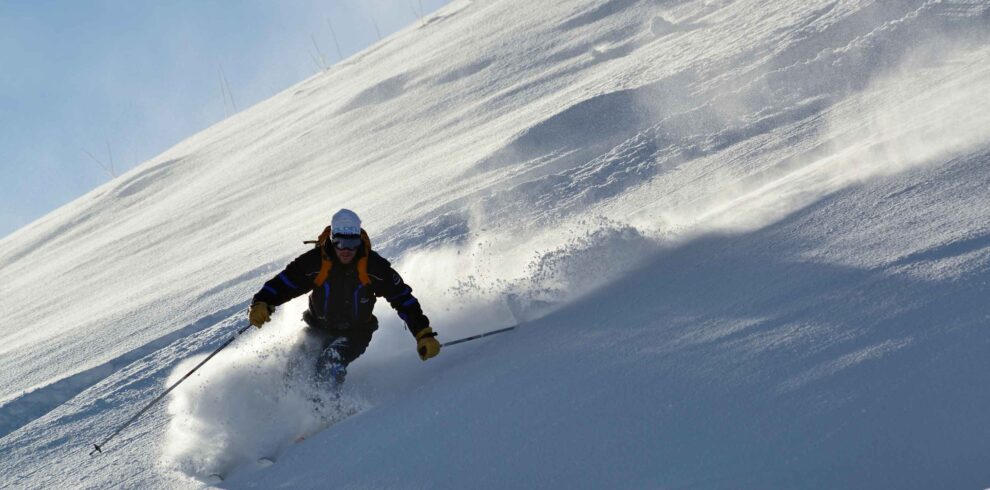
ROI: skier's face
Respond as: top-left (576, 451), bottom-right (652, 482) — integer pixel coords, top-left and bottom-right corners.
top-left (331, 233), bottom-right (361, 264)
top-left (335, 246), bottom-right (356, 264)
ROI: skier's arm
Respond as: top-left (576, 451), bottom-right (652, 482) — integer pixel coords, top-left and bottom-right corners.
top-left (252, 249), bottom-right (319, 307)
top-left (373, 263), bottom-right (431, 337)
top-left (369, 253), bottom-right (438, 360)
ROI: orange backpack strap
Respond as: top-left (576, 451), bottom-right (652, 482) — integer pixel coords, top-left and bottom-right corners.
top-left (356, 229), bottom-right (372, 286)
top-left (315, 259), bottom-right (333, 287)
top-left (314, 226), bottom-right (333, 286)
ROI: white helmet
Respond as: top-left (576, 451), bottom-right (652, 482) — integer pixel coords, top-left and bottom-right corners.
top-left (331, 209), bottom-right (362, 236)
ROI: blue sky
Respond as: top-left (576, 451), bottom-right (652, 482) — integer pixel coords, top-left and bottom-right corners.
top-left (0, 0), bottom-right (450, 239)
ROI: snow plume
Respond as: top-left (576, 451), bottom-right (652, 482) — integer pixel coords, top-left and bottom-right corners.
top-left (397, 217), bottom-right (661, 332)
top-left (498, 220), bottom-right (661, 322)
top-left (160, 299), bottom-right (367, 482)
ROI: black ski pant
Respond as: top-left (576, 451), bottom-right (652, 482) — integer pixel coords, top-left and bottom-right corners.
top-left (296, 316), bottom-right (377, 385)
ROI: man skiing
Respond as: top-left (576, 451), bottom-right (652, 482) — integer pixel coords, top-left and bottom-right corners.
top-left (248, 209), bottom-right (440, 388)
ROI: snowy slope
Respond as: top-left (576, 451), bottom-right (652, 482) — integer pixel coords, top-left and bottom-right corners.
top-left (2, 0), bottom-right (989, 488)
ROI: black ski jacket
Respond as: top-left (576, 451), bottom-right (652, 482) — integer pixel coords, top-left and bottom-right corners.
top-left (251, 247), bottom-right (429, 337)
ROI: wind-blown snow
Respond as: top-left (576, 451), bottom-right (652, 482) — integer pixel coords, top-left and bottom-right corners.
top-left (1, 0), bottom-right (989, 488)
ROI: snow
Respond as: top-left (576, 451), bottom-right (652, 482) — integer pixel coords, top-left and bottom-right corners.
top-left (1, 0), bottom-right (989, 488)
top-left (161, 299), bottom-right (371, 481)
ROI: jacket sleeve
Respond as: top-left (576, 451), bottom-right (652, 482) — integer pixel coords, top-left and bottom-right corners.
top-left (370, 254), bottom-right (431, 337)
top-left (251, 249), bottom-right (319, 307)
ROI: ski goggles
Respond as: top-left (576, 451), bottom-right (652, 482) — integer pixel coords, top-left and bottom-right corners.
top-left (331, 234), bottom-right (362, 250)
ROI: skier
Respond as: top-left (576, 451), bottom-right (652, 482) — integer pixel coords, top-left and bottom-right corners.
top-left (247, 209), bottom-right (440, 389)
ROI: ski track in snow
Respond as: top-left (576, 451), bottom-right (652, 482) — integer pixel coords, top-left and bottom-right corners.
top-left (1, 0), bottom-right (990, 488)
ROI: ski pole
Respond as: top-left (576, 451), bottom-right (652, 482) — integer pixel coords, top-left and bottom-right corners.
top-left (442, 325), bottom-right (517, 347)
top-left (89, 322), bottom-right (254, 456)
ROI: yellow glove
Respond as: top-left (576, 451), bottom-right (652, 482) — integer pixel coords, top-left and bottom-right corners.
top-left (416, 327), bottom-right (441, 361)
top-left (249, 302), bottom-right (275, 328)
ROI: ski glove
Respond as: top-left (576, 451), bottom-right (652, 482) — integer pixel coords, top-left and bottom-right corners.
top-left (416, 327), bottom-right (441, 361)
top-left (249, 302), bottom-right (275, 328)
